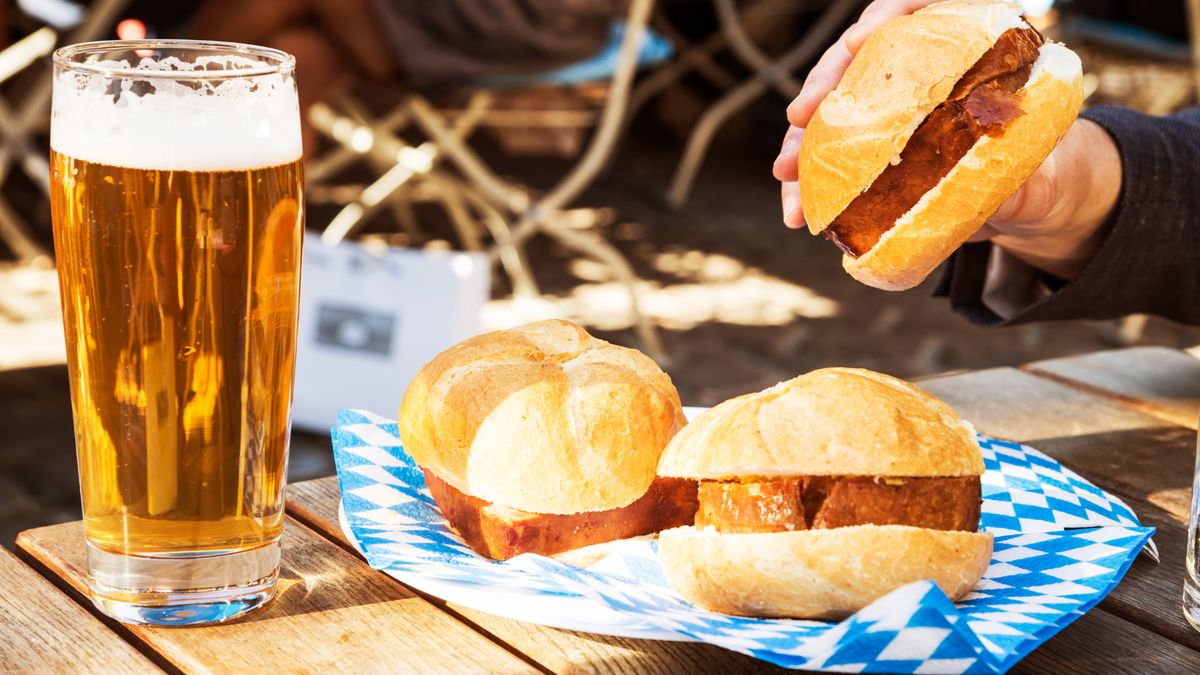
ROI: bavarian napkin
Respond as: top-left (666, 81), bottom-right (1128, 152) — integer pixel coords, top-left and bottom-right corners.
top-left (332, 409), bottom-right (1153, 674)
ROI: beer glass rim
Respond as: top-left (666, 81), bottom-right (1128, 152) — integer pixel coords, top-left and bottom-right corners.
top-left (54, 39), bottom-right (295, 80)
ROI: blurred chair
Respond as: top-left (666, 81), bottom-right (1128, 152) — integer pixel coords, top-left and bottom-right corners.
top-left (662, 0), bottom-right (861, 208)
top-left (307, 0), bottom-right (671, 358)
top-left (0, 0), bottom-right (129, 261)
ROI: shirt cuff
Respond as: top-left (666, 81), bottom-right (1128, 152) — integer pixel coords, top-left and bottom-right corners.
top-left (937, 105), bottom-right (1200, 326)
top-left (980, 247), bottom-right (1056, 320)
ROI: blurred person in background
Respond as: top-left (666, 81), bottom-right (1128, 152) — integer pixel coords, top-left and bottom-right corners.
top-left (1067, 0), bottom-right (1190, 44)
top-left (774, 0), bottom-right (1200, 328)
top-left (189, 0), bottom-right (622, 153)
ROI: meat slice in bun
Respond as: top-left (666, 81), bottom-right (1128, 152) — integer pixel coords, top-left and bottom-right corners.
top-left (657, 368), bottom-right (992, 619)
top-left (799, 0), bottom-right (1084, 290)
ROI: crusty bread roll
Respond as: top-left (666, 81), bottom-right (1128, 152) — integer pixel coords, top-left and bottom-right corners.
top-left (660, 525), bottom-right (992, 619)
top-left (657, 367), bottom-right (992, 618)
top-left (799, 0), bottom-right (1083, 291)
top-left (399, 319), bottom-right (686, 515)
top-left (657, 367), bottom-right (981, 479)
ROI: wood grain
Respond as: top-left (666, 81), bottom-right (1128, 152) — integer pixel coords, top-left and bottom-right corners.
top-left (1025, 347), bottom-right (1200, 429)
top-left (16, 518), bottom-right (537, 674)
top-left (919, 367), bottom-right (1193, 519)
top-left (1013, 606), bottom-right (1200, 674)
top-left (1101, 494), bottom-right (1199, 651)
top-left (286, 479), bottom-right (787, 675)
top-left (919, 367), bottom-right (1170, 443)
top-left (921, 366), bottom-right (1200, 650)
top-left (0, 546), bottom-right (159, 673)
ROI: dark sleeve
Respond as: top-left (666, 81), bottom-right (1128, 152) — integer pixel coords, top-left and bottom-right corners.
top-left (934, 105), bottom-right (1200, 326)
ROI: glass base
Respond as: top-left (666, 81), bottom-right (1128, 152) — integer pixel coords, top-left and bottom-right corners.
top-left (1184, 579), bottom-right (1200, 632)
top-left (86, 540), bottom-right (280, 626)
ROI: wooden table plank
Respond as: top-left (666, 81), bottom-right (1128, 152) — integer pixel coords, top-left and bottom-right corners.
top-left (1100, 494), bottom-right (1197, 650)
top-left (286, 479), bottom-right (788, 674)
top-left (16, 518), bottom-right (537, 674)
top-left (920, 367), bottom-right (1193, 519)
top-left (921, 367), bottom-right (1200, 651)
top-left (1013, 607), bottom-right (1200, 674)
top-left (0, 546), bottom-right (160, 673)
top-left (287, 476), bottom-right (1195, 673)
top-left (1024, 347), bottom-right (1200, 428)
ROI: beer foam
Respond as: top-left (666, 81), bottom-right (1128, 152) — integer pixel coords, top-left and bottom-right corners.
top-left (52, 55), bottom-right (301, 171)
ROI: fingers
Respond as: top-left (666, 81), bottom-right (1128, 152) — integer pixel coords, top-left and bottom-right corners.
top-left (782, 181), bottom-right (805, 229)
top-left (773, 126), bottom-right (805, 181)
top-left (787, 39), bottom-right (854, 128)
top-left (844, 0), bottom-right (944, 52)
top-left (782, 0), bottom-right (944, 229)
top-left (787, 0), bottom-right (942, 128)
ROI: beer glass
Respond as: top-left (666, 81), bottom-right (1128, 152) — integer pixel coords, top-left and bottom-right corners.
top-left (1187, 434), bottom-right (1200, 629)
top-left (50, 41), bottom-right (303, 625)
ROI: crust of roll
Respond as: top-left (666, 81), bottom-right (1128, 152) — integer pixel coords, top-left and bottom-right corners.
top-left (656, 367), bottom-right (982, 480)
top-left (843, 43), bottom-right (1084, 290)
top-left (658, 525), bottom-right (994, 619)
top-left (398, 319), bottom-right (685, 514)
top-left (799, 0), bottom-right (1028, 231)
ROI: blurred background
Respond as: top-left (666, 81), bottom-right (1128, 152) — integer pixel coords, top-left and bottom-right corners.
top-left (1, 0), bottom-right (1198, 547)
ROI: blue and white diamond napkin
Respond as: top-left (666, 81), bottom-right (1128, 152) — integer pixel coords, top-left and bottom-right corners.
top-left (332, 409), bottom-right (1154, 674)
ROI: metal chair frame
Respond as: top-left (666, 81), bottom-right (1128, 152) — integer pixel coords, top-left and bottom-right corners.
top-left (0, 0), bottom-right (129, 261)
top-left (661, 0), bottom-right (861, 208)
top-left (308, 0), bottom-right (666, 358)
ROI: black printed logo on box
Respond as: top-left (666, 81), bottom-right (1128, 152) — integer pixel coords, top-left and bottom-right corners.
top-left (315, 304), bottom-right (397, 357)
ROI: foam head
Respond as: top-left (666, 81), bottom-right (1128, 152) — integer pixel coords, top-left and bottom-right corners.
top-left (52, 50), bottom-right (302, 171)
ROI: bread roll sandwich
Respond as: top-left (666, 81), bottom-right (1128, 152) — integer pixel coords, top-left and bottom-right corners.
top-left (657, 368), bottom-right (992, 619)
top-left (799, 0), bottom-right (1084, 290)
top-left (398, 319), bottom-right (695, 560)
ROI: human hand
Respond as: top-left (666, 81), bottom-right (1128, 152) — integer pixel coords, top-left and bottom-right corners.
top-left (773, 0), bottom-right (1119, 281)
top-left (773, 0), bottom-right (943, 229)
top-left (966, 118), bottom-right (1119, 281)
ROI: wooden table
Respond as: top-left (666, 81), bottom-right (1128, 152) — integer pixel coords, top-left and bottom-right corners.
top-left (10, 346), bottom-right (1200, 673)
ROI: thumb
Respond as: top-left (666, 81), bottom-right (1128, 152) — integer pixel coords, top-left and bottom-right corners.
top-left (988, 150), bottom-right (1063, 229)
top-left (989, 186), bottom-right (1027, 226)
top-left (966, 222), bottom-right (1000, 243)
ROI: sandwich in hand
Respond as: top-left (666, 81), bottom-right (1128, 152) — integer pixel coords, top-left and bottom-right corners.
top-left (398, 319), bottom-right (696, 560)
top-left (799, 0), bottom-right (1083, 290)
top-left (657, 368), bottom-right (992, 619)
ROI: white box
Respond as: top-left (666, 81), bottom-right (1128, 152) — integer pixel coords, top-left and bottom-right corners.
top-left (292, 233), bottom-right (489, 431)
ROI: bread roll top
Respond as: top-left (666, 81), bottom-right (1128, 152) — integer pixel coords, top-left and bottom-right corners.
top-left (399, 319), bottom-right (686, 514)
top-left (657, 367), bottom-right (983, 479)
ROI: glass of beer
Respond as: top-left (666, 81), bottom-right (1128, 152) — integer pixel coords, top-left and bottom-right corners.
top-left (50, 40), bottom-right (303, 625)
top-left (1186, 436), bottom-right (1200, 630)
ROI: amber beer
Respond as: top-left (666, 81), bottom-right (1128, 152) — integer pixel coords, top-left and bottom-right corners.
top-left (51, 40), bottom-right (303, 625)
top-left (51, 154), bottom-right (302, 552)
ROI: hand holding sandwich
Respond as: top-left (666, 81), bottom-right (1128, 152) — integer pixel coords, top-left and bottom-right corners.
top-left (775, 0), bottom-right (1121, 283)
